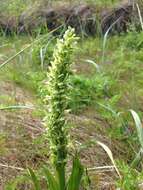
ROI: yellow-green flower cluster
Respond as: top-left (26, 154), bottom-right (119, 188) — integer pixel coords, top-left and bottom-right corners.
top-left (44, 27), bottom-right (78, 168)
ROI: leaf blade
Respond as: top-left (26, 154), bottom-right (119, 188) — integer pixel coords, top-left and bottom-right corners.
top-left (28, 168), bottom-right (41, 190)
top-left (67, 156), bottom-right (84, 190)
top-left (43, 166), bottom-right (59, 190)
top-left (130, 109), bottom-right (143, 148)
top-left (97, 141), bottom-right (121, 178)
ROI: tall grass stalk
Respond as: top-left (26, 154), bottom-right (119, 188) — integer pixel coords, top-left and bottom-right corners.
top-left (130, 110), bottom-right (143, 167)
top-left (136, 3), bottom-right (143, 31)
top-left (102, 17), bottom-right (121, 64)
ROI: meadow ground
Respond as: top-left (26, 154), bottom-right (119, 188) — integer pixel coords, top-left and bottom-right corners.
top-left (1, 0), bottom-right (143, 189)
top-left (0, 30), bottom-right (143, 189)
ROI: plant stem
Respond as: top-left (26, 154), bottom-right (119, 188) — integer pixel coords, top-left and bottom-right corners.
top-left (44, 27), bottom-right (78, 188)
top-left (56, 164), bottom-right (66, 190)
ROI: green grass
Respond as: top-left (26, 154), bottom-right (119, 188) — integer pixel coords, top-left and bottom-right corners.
top-left (1, 29), bottom-right (143, 189)
top-left (2, 0), bottom-right (143, 189)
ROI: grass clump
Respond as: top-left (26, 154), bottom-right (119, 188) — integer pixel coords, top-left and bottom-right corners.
top-left (124, 31), bottom-right (143, 50)
top-left (31, 36), bottom-right (55, 68)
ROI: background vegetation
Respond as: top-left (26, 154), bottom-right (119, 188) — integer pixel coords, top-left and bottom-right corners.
top-left (1, 0), bottom-right (143, 189)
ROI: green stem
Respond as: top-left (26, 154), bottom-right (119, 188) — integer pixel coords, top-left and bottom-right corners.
top-left (56, 164), bottom-right (66, 190)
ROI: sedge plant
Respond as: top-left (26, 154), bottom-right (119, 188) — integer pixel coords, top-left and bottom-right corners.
top-left (29, 27), bottom-right (84, 190)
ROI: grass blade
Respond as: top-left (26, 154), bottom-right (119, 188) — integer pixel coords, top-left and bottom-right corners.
top-left (136, 3), bottom-right (143, 31)
top-left (97, 141), bottom-right (121, 178)
top-left (130, 110), bottom-right (143, 148)
top-left (85, 59), bottom-right (101, 72)
top-left (67, 156), bottom-right (84, 190)
top-left (102, 17), bottom-right (121, 64)
top-left (131, 147), bottom-right (143, 167)
top-left (130, 110), bottom-right (143, 167)
top-left (0, 105), bottom-right (34, 110)
top-left (28, 168), bottom-right (41, 190)
top-left (43, 166), bottom-right (59, 190)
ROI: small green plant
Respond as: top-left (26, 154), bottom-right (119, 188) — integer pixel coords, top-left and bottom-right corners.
top-left (29, 27), bottom-right (84, 190)
top-left (117, 161), bottom-right (141, 190)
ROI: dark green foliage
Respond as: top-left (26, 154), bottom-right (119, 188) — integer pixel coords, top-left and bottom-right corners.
top-left (68, 74), bottom-right (114, 112)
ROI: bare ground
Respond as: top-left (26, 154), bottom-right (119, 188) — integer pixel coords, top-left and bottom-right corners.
top-left (0, 80), bottom-right (43, 187)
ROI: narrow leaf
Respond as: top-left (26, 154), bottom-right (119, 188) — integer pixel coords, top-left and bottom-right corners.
top-left (0, 105), bottom-right (34, 110)
top-left (131, 148), bottom-right (143, 167)
top-left (130, 109), bottom-right (143, 148)
top-left (28, 168), bottom-right (41, 190)
top-left (97, 141), bottom-right (121, 179)
top-left (67, 156), bottom-right (84, 190)
top-left (85, 59), bottom-right (101, 72)
top-left (43, 166), bottom-right (59, 190)
top-left (102, 17), bottom-right (121, 64)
